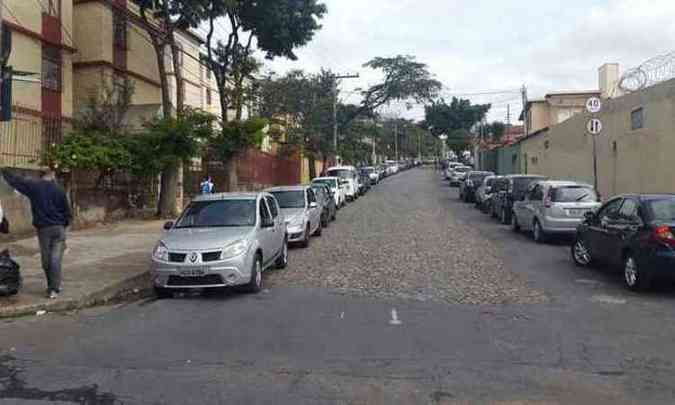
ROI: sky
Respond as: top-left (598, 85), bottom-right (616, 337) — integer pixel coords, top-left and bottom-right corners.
top-left (260, 0), bottom-right (675, 123)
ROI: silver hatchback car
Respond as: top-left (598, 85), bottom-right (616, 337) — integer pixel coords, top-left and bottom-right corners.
top-left (151, 192), bottom-right (288, 297)
top-left (266, 185), bottom-right (322, 247)
top-left (512, 180), bottom-right (601, 243)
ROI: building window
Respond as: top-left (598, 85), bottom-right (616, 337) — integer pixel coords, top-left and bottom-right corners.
top-left (631, 107), bottom-right (644, 130)
top-left (206, 89), bottom-right (212, 105)
top-left (544, 140), bottom-right (550, 149)
top-left (206, 67), bottom-right (211, 79)
top-left (113, 11), bottom-right (127, 49)
top-left (43, 0), bottom-right (59, 17)
top-left (42, 46), bottom-right (61, 91)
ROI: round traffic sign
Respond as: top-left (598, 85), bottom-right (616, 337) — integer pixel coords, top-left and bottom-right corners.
top-left (586, 118), bottom-right (603, 135)
top-left (586, 97), bottom-right (602, 114)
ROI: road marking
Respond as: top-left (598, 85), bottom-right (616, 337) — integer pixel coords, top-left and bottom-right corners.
top-left (590, 294), bottom-right (626, 305)
top-left (389, 308), bottom-right (402, 325)
top-left (340, 312), bottom-right (344, 319)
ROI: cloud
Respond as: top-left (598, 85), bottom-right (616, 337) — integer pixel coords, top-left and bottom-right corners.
top-left (264, 0), bottom-right (675, 122)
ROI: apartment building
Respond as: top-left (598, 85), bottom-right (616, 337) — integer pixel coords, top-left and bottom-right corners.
top-left (1, 0), bottom-right (75, 169)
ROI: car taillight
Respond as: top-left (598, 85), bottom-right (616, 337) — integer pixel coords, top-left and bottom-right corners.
top-left (653, 225), bottom-right (675, 246)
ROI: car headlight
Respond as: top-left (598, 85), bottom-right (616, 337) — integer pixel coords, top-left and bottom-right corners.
top-left (221, 240), bottom-right (250, 260)
top-left (153, 241), bottom-right (169, 262)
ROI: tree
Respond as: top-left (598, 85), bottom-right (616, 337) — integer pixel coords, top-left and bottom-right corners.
top-left (486, 121), bottom-right (506, 142)
top-left (346, 55), bottom-right (442, 124)
top-left (202, 0), bottom-right (327, 123)
top-left (209, 118), bottom-right (268, 163)
top-left (137, 0), bottom-right (207, 216)
top-left (423, 97), bottom-right (491, 154)
top-left (45, 80), bottom-right (135, 180)
top-left (258, 69), bottom-right (334, 178)
top-left (127, 108), bottom-right (218, 186)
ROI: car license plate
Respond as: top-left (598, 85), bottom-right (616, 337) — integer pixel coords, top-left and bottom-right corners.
top-left (180, 268), bottom-right (206, 277)
top-left (568, 209), bottom-right (585, 217)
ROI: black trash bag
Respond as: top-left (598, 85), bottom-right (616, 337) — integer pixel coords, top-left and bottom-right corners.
top-left (0, 249), bottom-right (21, 296)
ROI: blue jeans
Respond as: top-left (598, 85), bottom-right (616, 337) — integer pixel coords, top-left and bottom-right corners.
top-left (37, 225), bottom-right (66, 292)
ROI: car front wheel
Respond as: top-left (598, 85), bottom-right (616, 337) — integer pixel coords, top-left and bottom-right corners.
top-left (275, 237), bottom-right (288, 269)
top-left (624, 253), bottom-right (650, 292)
top-left (244, 254), bottom-right (263, 293)
top-left (300, 225), bottom-right (310, 248)
top-left (571, 237), bottom-right (592, 267)
top-left (511, 212), bottom-right (520, 232)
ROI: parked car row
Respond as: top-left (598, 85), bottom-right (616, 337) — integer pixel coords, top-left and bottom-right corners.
top-left (451, 171), bottom-right (675, 292)
top-left (149, 163), bottom-right (399, 299)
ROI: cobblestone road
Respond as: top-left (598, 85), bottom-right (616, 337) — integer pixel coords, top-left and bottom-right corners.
top-left (267, 168), bottom-right (547, 305)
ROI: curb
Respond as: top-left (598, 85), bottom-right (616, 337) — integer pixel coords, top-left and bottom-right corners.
top-left (0, 271), bottom-right (152, 319)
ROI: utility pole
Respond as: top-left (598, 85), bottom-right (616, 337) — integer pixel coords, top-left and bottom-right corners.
top-left (332, 73), bottom-right (359, 164)
top-left (393, 120), bottom-right (398, 161)
top-left (521, 84), bottom-right (528, 135)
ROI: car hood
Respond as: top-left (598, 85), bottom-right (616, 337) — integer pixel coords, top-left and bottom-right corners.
top-left (161, 227), bottom-right (253, 251)
top-left (281, 208), bottom-right (306, 223)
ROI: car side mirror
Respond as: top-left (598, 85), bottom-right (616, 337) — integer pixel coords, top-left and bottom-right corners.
top-left (163, 221), bottom-right (174, 230)
top-left (309, 202), bottom-right (318, 209)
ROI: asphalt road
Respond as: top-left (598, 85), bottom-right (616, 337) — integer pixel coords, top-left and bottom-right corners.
top-left (3, 169), bottom-right (675, 404)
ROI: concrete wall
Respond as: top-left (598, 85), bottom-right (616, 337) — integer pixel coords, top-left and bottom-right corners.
top-left (519, 79), bottom-right (675, 199)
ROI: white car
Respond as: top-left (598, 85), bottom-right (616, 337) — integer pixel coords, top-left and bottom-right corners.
top-left (326, 166), bottom-right (359, 202)
top-left (312, 176), bottom-right (346, 207)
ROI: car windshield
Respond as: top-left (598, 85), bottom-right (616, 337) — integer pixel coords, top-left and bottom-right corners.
top-left (270, 191), bottom-right (306, 209)
top-left (313, 179), bottom-right (337, 188)
top-left (646, 198), bottom-right (675, 221)
top-left (551, 186), bottom-right (598, 202)
top-left (326, 169), bottom-right (353, 179)
top-left (174, 199), bottom-right (256, 228)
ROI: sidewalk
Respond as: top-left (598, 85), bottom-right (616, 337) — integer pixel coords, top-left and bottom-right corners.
top-left (0, 220), bottom-right (164, 318)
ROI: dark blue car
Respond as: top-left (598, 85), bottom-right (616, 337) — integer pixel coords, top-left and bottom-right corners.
top-left (571, 194), bottom-right (675, 291)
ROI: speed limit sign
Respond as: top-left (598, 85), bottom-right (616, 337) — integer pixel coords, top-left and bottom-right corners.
top-left (586, 118), bottom-right (603, 135)
top-left (585, 97), bottom-right (602, 114)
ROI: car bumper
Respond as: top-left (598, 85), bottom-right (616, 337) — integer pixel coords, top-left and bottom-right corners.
top-left (643, 250), bottom-right (675, 276)
top-left (151, 253), bottom-right (253, 289)
top-left (287, 225), bottom-right (307, 242)
top-left (541, 216), bottom-right (583, 234)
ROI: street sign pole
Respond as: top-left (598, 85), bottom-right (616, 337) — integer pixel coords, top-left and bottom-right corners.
top-left (585, 97), bottom-right (603, 193)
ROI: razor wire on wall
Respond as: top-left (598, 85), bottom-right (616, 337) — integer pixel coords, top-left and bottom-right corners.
top-left (618, 51), bottom-right (675, 93)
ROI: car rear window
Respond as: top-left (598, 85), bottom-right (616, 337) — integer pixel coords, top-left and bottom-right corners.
top-left (646, 198), bottom-right (675, 221)
top-left (455, 167), bottom-right (470, 173)
top-left (551, 186), bottom-right (598, 202)
top-left (513, 177), bottom-right (543, 193)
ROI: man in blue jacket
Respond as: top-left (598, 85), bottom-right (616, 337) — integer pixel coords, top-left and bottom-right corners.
top-left (1, 169), bottom-right (72, 299)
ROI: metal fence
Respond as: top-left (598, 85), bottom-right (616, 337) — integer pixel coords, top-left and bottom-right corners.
top-left (0, 116), bottom-right (44, 168)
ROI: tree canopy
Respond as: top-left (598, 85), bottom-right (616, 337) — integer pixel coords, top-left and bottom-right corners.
top-left (423, 97), bottom-right (491, 153)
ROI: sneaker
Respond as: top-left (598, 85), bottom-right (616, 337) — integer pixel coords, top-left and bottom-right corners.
top-left (48, 291), bottom-right (59, 299)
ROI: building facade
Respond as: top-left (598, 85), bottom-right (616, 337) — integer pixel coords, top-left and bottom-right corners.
top-left (1, 0), bottom-right (75, 170)
top-left (519, 74), bottom-right (675, 199)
